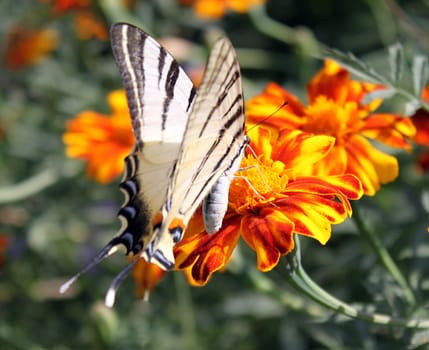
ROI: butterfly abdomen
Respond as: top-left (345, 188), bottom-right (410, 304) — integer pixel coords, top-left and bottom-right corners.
top-left (203, 175), bottom-right (230, 233)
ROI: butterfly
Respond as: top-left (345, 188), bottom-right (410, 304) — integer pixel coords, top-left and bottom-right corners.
top-left (60, 23), bottom-right (247, 306)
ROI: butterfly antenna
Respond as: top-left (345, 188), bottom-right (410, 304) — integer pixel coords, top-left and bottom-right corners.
top-left (246, 101), bottom-right (288, 133)
top-left (59, 240), bottom-right (120, 294)
top-left (105, 257), bottom-right (140, 308)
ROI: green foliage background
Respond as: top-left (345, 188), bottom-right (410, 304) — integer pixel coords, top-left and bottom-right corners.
top-left (1, 0), bottom-right (429, 349)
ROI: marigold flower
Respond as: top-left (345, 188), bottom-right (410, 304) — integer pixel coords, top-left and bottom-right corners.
top-left (246, 60), bottom-right (416, 195)
top-left (173, 127), bottom-right (363, 285)
top-left (63, 90), bottom-right (134, 184)
top-left (179, 0), bottom-right (266, 19)
top-left (5, 25), bottom-right (58, 70)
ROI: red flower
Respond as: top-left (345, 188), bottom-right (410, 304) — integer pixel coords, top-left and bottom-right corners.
top-left (174, 127), bottom-right (363, 285)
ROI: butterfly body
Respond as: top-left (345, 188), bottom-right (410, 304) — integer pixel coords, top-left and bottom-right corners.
top-left (110, 24), bottom-right (246, 270)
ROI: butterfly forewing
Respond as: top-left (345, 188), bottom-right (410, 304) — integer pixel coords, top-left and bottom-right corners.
top-left (144, 37), bottom-right (247, 268)
top-left (110, 23), bottom-right (197, 252)
top-left (177, 38), bottom-right (246, 220)
top-left (111, 24), bottom-right (196, 146)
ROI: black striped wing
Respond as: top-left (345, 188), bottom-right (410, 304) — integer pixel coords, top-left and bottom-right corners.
top-left (110, 23), bottom-right (196, 254)
top-left (144, 37), bottom-right (246, 269)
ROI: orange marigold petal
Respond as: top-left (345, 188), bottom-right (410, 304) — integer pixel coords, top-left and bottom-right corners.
top-left (422, 85), bottom-right (429, 103)
top-left (308, 59), bottom-right (350, 105)
top-left (246, 82), bottom-right (305, 133)
top-left (86, 145), bottom-right (130, 183)
top-left (362, 113), bottom-right (415, 151)
top-left (307, 145), bottom-right (348, 177)
top-left (194, 0), bottom-right (226, 18)
top-left (247, 126), bottom-right (273, 161)
top-left (185, 0), bottom-right (266, 19)
top-left (308, 59), bottom-right (384, 112)
top-left (286, 174), bottom-right (363, 201)
top-left (132, 258), bottom-right (166, 299)
top-left (275, 194), bottom-right (345, 243)
top-left (174, 217), bottom-right (241, 285)
top-left (63, 90), bottom-right (134, 183)
top-left (229, 0), bottom-right (265, 12)
top-left (241, 210), bottom-right (294, 271)
top-left (108, 90), bottom-right (130, 115)
top-left (273, 129), bottom-right (335, 172)
top-left (346, 135), bottom-right (398, 195)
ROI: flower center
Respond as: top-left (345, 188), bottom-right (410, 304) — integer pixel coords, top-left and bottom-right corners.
top-left (302, 96), bottom-right (363, 146)
top-left (229, 155), bottom-right (288, 214)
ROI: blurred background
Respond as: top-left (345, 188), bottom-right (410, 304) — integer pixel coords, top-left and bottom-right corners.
top-left (1, 0), bottom-right (429, 349)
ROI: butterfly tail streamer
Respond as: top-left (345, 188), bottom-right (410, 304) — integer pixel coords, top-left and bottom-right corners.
top-left (105, 257), bottom-right (140, 308)
top-left (59, 238), bottom-right (121, 294)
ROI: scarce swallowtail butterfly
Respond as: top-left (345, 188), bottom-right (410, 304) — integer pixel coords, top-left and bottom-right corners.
top-left (60, 23), bottom-right (247, 306)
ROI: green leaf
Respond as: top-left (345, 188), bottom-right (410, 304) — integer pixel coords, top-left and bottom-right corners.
top-left (323, 47), bottom-right (390, 84)
top-left (410, 330), bottom-right (429, 350)
top-left (404, 97), bottom-right (422, 115)
top-left (388, 43), bottom-right (404, 84)
top-left (361, 88), bottom-right (396, 105)
top-left (412, 54), bottom-right (429, 97)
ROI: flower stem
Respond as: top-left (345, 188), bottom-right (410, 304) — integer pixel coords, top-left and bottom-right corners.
top-left (99, 0), bottom-right (145, 27)
top-left (244, 265), bottom-right (328, 319)
top-left (285, 236), bottom-right (427, 328)
top-left (352, 202), bottom-right (416, 307)
top-left (174, 272), bottom-right (199, 350)
top-left (0, 168), bottom-right (59, 204)
top-left (248, 5), bottom-right (322, 57)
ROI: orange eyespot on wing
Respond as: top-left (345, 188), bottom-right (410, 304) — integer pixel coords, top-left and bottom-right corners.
top-left (152, 212), bottom-right (164, 228)
top-left (168, 218), bottom-right (186, 243)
